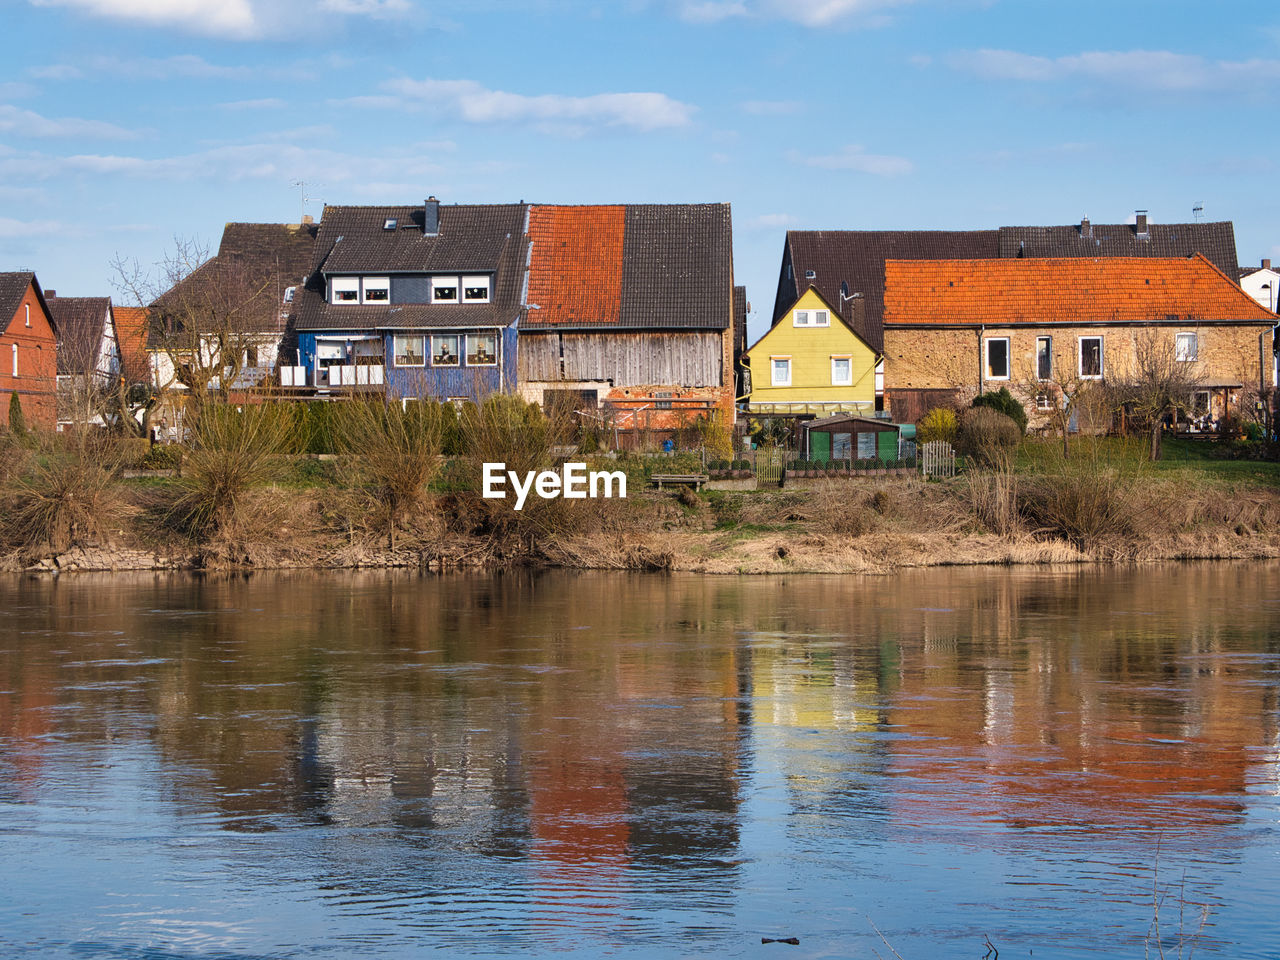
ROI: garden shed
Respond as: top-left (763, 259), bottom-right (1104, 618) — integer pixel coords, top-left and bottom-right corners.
top-left (802, 414), bottom-right (901, 462)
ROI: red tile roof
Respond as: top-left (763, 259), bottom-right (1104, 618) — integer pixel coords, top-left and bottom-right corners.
top-left (112, 306), bottom-right (151, 384)
top-left (884, 254), bottom-right (1277, 326)
top-left (526, 205), bottom-right (625, 325)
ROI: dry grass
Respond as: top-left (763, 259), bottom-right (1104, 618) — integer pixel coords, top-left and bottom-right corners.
top-left (2, 433), bottom-right (127, 555)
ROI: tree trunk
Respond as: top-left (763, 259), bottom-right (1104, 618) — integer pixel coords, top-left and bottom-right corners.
top-left (1149, 421), bottom-right (1162, 461)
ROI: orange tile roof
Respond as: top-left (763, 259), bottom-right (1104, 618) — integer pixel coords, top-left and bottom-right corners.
top-left (112, 305), bottom-right (152, 384)
top-left (526, 205), bottom-right (625, 325)
top-left (884, 253), bottom-right (1278, 326)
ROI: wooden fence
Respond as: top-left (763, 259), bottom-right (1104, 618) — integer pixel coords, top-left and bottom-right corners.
top-left (920, 440), bottom-right (956, 479)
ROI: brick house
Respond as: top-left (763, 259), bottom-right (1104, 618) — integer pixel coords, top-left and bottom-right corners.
top-left (0, 272), bottom-right (58, 430)
top-left (882, 254), bottom-right (1279, 431)
top-left (519, 203), bottom-right (736, 435)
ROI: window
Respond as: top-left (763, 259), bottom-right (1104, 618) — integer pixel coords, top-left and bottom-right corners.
top-left (393, 335), bottom-right (426, 367)
top-left (984, 337), bottom-right (1010, 380)
top-left (10, 343), bottom-right (16, 377)
top-left (462, 275), bottom-right (491, 303)
top-left (431, 277), bottom-right (459, 303)
top-left (352, 339), bottom-right (384, 365)
top-left (1036, 393), bottom-right (1054, 410)
top-left (831, 356), bottom-right (852, 386)
top-left (832, 433), bottom-right (852, 459)
top-left (432, 335), bottom-right (459, 366)
top-left (793, 309), bottom-right (829, 327)
top-left (1176, 332), bottom-right (1198, 362)
top-left (466, 333), bottom-right (497, 366)
top-left (331, 277), bottom-right (359, 303)
top-left (24, 304), bottom-right (31, 327)
top-left (654, 390), bottom-right (673, 410)
top-left (245, 345), bottom-right (259, 367)
top-left (362, 277), bottom-right (390, 303)
top-left (1036, 336), bottom-right (1053, 380)
top-left (1079, 336), bottom-right (1103, 378)
top-left (771, 356), bottom-right (791, 387)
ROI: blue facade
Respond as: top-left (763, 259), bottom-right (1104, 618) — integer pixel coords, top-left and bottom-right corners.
top-left (294, 324), bottom-right (518, 403)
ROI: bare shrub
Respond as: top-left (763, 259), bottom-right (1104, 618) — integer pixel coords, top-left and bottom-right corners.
top-left (1017, 439), bottom-right (1143, 552)
top-left (335, 398), bottom-right (444, 549)
top-left (956, 406), bottom-right (1021, 469)
top-left (966, 468), bottom-right (1019, 537)
top-left (170, 401), bottom-right (293, 536)
top-left (3, 433), bottom-right (126, 554)
top-left (804, 482), bottom-right (874, 537)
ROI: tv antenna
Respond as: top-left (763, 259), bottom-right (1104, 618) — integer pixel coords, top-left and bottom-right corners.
top-left (292, 180), bottom-right (323, 222)
top-left (1192, 201), bottom-right (1204, 222)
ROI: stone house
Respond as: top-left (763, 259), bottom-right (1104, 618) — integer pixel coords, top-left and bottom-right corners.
top-left (881, 254), bottom-right (1278, 431)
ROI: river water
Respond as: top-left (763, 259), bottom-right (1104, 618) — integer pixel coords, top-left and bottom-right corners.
top-left (1, 565), bottom-right (1278, 960)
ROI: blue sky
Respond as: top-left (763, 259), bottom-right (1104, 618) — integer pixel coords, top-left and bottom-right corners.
top-left (2, 0), bottom-right (1278, 339)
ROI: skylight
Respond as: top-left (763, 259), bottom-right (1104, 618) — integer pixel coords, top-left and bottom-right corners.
top-left (383, 219), bottom-right (397, 231)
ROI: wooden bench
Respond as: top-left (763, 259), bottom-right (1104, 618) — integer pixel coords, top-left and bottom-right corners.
top-left (649, 473), bottom-right (710, 491)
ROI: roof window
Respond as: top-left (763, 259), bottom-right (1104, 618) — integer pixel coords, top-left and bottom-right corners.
top-left (383, 218), bottom-right (398, 230)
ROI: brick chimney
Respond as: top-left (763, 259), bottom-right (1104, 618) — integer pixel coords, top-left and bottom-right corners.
top-left (1135, 210), bottom-right (1149, 237)
top-left (1081, 216), bottom-right (1091, 238)
top-left (301, 215), bottom-right (314, 225)
top-left (424, 196), bottom-right (440, 236)
top-left (45, 289), bottom-right (56, 298)
top-left (1264, 258), bottom-right (1272, 271)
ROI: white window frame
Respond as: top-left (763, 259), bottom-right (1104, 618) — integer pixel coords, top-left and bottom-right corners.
top-left (432, 334), bottom-right (460, 367)
top-left (831, 355), bottom-right (853, 386)
top-left (984, 336), bottom-right (1011, 381)
top-left (1078, 335), bottom-right (1104, 379)
top-left (1035, 392), bottom-right (1054, 410)
top-left (330, 277), bottom-right (360, 304)
top-left (793, 309), bottom-right (830, 327)
top-left (11, 343), bottom-right (17, 377)
top-left (462, 275), bottom-right (491, 304)
top-left (465, 333), bottom-right (498, 367)
top-left (1175, 331), bottom-right (1198, 362)
top-left (362, 276), bottom-right (390, 304)
top-left (24, 304), bottom-right (31, 327)
top-left (393, 334), bottom-right (426, 367)
top-left (770, 355), bottom-right (791, 387)
top-left (431, 276), bottom-right (460, 303)
top-left (1035, 336), bottom-right (1053, 381)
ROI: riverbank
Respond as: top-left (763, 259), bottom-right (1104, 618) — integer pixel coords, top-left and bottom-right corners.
top-left (5, 470), bottom-right (1279, 575)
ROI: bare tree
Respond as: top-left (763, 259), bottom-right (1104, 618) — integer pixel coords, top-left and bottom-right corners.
top-left (112, 238), bottom-right (279, 423)
top-left (1113, 329), bottom-right (1203, 461)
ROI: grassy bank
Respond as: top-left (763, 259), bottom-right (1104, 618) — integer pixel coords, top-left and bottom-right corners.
top-left (2, 432), bottom-right (1277, 575)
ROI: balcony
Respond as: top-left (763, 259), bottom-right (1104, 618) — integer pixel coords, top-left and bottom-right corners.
top-left (279, 365), bottom-right (385, 388)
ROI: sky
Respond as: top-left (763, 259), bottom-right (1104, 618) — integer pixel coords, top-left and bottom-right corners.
top-left (2, 0), bottom-right (1279, 341)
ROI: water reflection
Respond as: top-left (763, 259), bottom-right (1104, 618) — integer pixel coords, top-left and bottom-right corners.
top-left (1, 565), bottom-right (1279, 959)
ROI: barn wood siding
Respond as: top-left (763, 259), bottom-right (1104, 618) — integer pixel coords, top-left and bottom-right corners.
top-left (518, 332), bottom-right (723, 387)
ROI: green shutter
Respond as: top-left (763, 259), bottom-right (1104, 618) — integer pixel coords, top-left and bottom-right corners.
top-left (812, 431), bottom-right (831, 462)
top-left (877, 429), bottom-right (897, 461)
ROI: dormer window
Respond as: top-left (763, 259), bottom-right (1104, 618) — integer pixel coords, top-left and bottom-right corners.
top-left (431, 277), bottom-right (459, 303)
top-left (463, 275), bottom-right (491, 303)
top-left (362, 277), bottom-right (390, 303)
top-left (331, 277), bottom-right (359, 303)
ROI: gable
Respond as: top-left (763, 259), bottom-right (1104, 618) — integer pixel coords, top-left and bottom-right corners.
top-left (744, 288), bottom-right (877, 361)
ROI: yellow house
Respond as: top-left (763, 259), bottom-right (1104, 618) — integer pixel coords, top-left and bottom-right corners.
top-left (741, 286), bottom-right (881, 415)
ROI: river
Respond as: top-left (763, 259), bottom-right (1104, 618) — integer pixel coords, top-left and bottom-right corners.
top-left (1, 565), bottom-right (1278, 959)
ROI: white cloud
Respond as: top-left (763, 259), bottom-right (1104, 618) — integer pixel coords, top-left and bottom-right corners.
top-left (320, 0), bottom-right (409, 14)
top-left (787, 144), bottom-right (913, 176)
top-left (740, 99), bottom-right (804, 115)
top-left (30, 0), bottom-right (257, 39)
top-left (0, 216), bottom-right (64, 238)
top-left (948, 48), bottom-right (1280, 95)
top-left (677, 1), bottom-right (746, 23)
top-left (0, 82), bottom-right (39, 98)
top-left (0, 104), bottom-right (137, 140)
top-left (218, 97), bottom-right (287, 110)
top-left (33, 53), bottom-right (253, 80)
top-left (385, 77), bottom-right (697, 131)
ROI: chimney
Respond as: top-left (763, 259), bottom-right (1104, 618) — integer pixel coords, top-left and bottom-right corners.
top-left (1135, 210), bottom-right (1149, 237)
top-left (45, 289), bottom-right (56, 298)
top-left (1080, 216), bottom-right (1091, 238)
top-left (424, 196), bottom-right (440, 236)
top-left (1264, 258), bottom-right (1272, 271)
top-left (301, 214), bottom-right (314, 225)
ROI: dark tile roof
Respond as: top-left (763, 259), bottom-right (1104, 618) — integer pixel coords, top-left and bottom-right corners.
top-left (292, 203), bottom-right (528, 333)
top-left (779, 220), bottom-right (1241, 353)
top-left (0, 271), bottom-right (38, 325)
top-left (997, 221), bottom-right (1238, 277)
top-left (524, 202), bottom-right (732, 330)
top-left (150, 222), bottom-right (318, 347)
top-left (779, 230), bottom-right (998, 351)
top-left (46, 296), bottom-right (111, 376)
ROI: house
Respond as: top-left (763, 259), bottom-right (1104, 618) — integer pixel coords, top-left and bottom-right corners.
top-left (45, 294), bottom-right (121, 429)
top-left (881, 254), bottom-right (1278, 430)
top-left (1240, 259), bottom-right (1279, 312)
top-left (773, 213), bottom-right (1242, 411)
top-left (740, 286), bottom-right (881, 417)
top-left (519, 203), bottom-right (735, 435)
top-left (0, 272), bottom-right (58, 430)
top-left (287, 199), bottom-right (523, 403)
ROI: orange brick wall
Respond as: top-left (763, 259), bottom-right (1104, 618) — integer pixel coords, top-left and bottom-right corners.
top-left (0, 283), bottom-right (58, 430)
